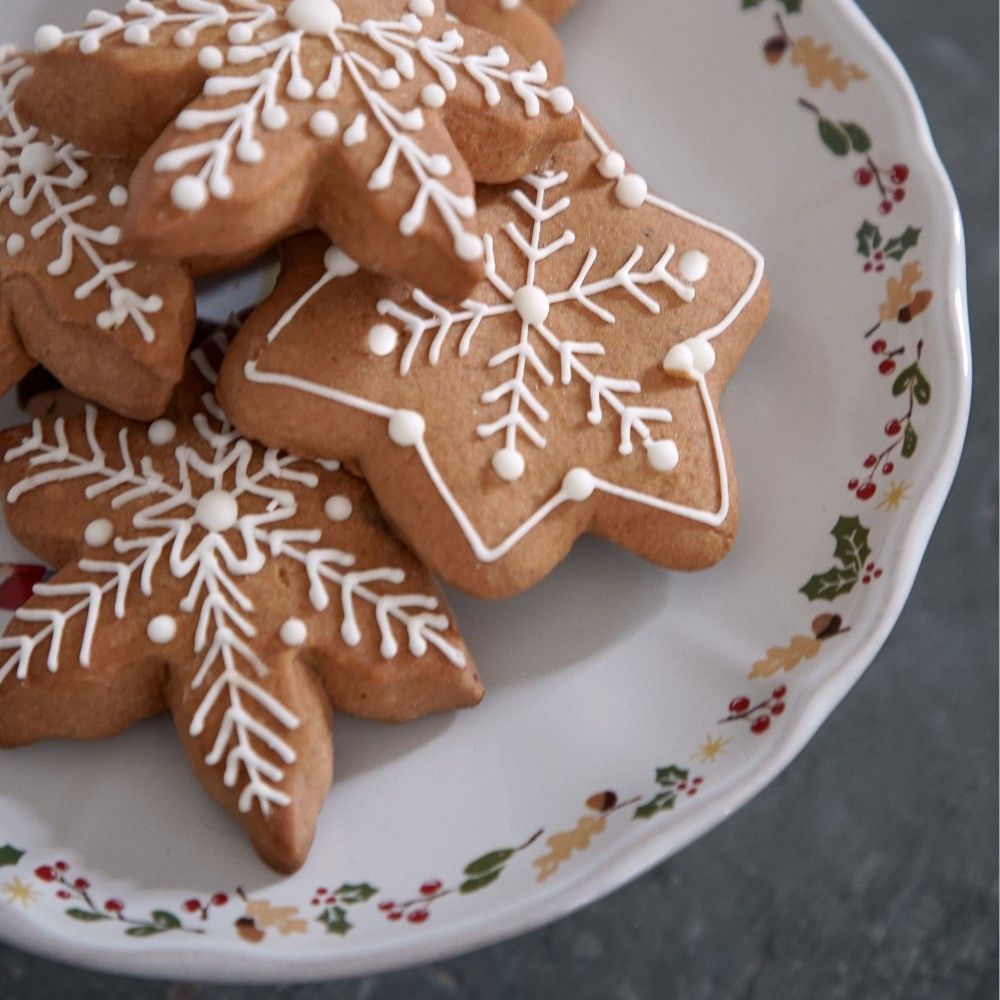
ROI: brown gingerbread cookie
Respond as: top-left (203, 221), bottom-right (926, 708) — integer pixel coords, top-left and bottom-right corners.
top-left (447, 0), bottom-right (576, 83)
top-left (21, 0), bottom-right (581, 301)
top-left (0, 51), bottom-right (199, 421)
top-left (0, 332), bottom-right (481, 874)
top-left (218, 112), bottom-right (770, 598)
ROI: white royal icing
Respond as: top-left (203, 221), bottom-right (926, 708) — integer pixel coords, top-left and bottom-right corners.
top-left (84, 518), bottom-right (114, 548)
top-left (147, 419), bottom-right (177, 446)
top-left (324, 494), bottom-right (353, 522)
top-left (0, 334), bottom-right (466, 817)
top-left (39, 0), bottom-right (575, 264)
top-left (0, 54), bottom-right (165, 342)
top-left (243, 113), bottom-right (766, 564)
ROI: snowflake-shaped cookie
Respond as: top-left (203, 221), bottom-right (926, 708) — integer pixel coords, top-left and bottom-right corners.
top-left (23, 0), bottom-right (580, 301)
top-left (0, 52), bottom-right (196, 420)
top-left (448, 0), bottom-right (575, 82)
top-left (0, 332), bottom-right (480, 873)
top-left (219, 114), bottom-right (770, 597)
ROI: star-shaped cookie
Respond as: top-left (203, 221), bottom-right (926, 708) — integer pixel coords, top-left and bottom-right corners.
top-left (218, 113), bottom-right (770, 598)
top-left (448, 0), bottom-right (577, 83)
top-left (21, 0), bottom-right (581, 300)
top-left (0, 332), bottom-right (481, 873)
top-left (0, 51), bottom-right (197, 420)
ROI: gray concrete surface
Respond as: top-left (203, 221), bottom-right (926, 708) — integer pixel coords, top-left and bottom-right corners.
top-left (0, 1), bottom-right (996, 997)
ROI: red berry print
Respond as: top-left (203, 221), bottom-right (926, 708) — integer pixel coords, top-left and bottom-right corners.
top-left (54, 861), bottom-right (68, 872)
top-left (885, 419), bottom-right (902, 436)
top-left (848, 478), bottom-right (860, 491)
top-left (856, 483), bottom-right (877, 501)
top-left (211, 893), bottom-right (229, 907)
top-left (893, 187), bottom-right (906, 203)
top-left (729, 696), bottom-right (751, 714)
top-left (750, 716), bottom-right (771, 735)
top-left (378, 900), bottom-right (396, 912)
top-left (773, 685), bottom-right (787, 699)
top-left (104, 899), bottom-right (125, 913)
top-left (420, 880), bottom-right (443, 896)
top-left (890, 164), bottom-right (910, 184)
top-left (407, 909), bottom-right (430, 924)
top-left (387, 911), bottom-right (403, 921)
top-left (183, 898), bottom-right (201, 914)
top-left (879, 199), bottom-right (893, 215)
top-left (73, 878), bottom-right (90, 890)
top-left (879, 359), bottom-right (896, 376)
top-left (872, 339), bottom-right (887, 354)
top-left (56, 890), bottom-right (72, 900)
top-left (863, 454), bottom-right (877, 468)
top-left (855, 167), bottom-right (873, 187)
top-left (34, 866), bottom-right (56, 882)
top-left (771, 702), bottom-right (786, 716)
top-left (882, 463), bottom-right (894, 475)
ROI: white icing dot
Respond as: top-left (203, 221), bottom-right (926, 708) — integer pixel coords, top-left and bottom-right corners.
top-left (147, 419), bottom-right (176, 446)
top-left (324, 245), bottom-right (360, 276)
top-left (6, 234), bottom-right (24, 256)
top-left (562, 468), bottom-right (596, 503)
top-left (548, 86), bottom-right (575, 115)
top-left (454, 232), bottom-right (484, 262)
top-left (198, 45), bottom-right (224, 70)
top-left (123, 23), bottom-right (151, 46)
top-left (287, 76), bottom-right (314, 101)
top-left (84, 518), bottom-right (114, 548)
top-left (280, 618), bottom-right (308, 647)
top-left (35, 25), bottom-right (64, 53)
top-left (174, 27), bottom-right (196, 48)
top-left (286, 0), bottom-right (343, 35)
top-left (324, 495), bottom-right (353, 522)
top-left (261, 105), bottom-right (289, 130)
top-left (615, 173), bottom-right (648, 209)
top-left (378, 68), bottom-right (401, 89)
top-left (500, 0), bottom-right (520, 8)
top-left (597, 151), bottom-right (626, 180)
top-left (679, 249), bottom-right (710, 284)
top-left (367, 323), bottom-right (398, 357)
top-left (19, 142), bottom-right (57, 178)
top-left (512, 285), bottom-right (550, 326)
top-left (108, 185), bottom-right (129, 208)
top-left (646, 439), bottom-right (680, 473)
top-left (147, 615), bottom-right (177, 645)
top-left (309, 110), bottom-right (339, 139)
top-left (492, 448), bottom-right (525, 482)
top-left (171, 175), bottom-right (209, 212)
top-left (229, 22), bottom-right (253, 44)
top-left (389, 411), bottom-right (425, 447)
top-left (690, 339), bottom-right (716, 374)
top-left (237, 139), bottom-right (264, 164)
top-left (409, 0), bottom-right (435, 15)
top-left (195, 490), bottom-right (239, 532)
top-left (421, 83), bottom-right (446, 108)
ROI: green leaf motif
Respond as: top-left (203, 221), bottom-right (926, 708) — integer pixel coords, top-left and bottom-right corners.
top-left (459, 870), bottom-right (503, 895)
top-left (832, 515), bottom-right (871, 571)
top-left (335, 882), bottom-right (378, 906)
top-left (464, 849), bottom-right (515, 877)
top-left (634, 791), bottom-right (679, 821)
top-left (912, 368), bottom-right (931, 405)
top-left (0, 845), bottom-right (24, 868)
top-left (65, 908), bottom-right (110, 923)
top-left (902, 423), bottom-right (918, 458)
top-left (856, 221), bottom-right (882, 257)
top-left (655, 766), bottom-right (689, 788)
top-left (125, 925), bottom-right (164, 938)
top-left (151, 910), bottom-right (181, 930)
top-left (818, 118), bottom-right (850, 156)
top-left (841, 122), bottom-right (872, 153)
top-left (799, 565), bottom-right (860, 602)
top-left (317, 906), bottom-right (353, 936)
top-left (892, 363), bottom-right (931, 405)
top-left (883, 227), bottom-right (921, 261)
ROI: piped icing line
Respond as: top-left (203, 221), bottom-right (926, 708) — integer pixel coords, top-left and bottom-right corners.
top-left (0, 53), bottom-right (165, 342)
top-left (243, 112), bottom-right (764, 563)
top-left (36, 0), bottom-right (575, 263)
top-left (0, 335), bottom-right (466, 817)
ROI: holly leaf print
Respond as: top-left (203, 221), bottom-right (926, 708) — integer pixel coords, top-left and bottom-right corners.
top-left (883, 227), bottom-right (921, 261)
top-left (799, 565), bottom-right (859, 603)
top-left (316, 905), bottom-right (352, 936)
top-left (831, 515), bottom-right (871, 572)
top-left (856, 221), bottom-right (883, 257)
top-left (334, 882), bottom-right (378, 905)
top-left (0, 846), bottom-right (24, 868)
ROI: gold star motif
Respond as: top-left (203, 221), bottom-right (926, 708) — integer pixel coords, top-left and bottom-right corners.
top-left (694, 734), bottom-right (730, 763)
top-left (1, 877), bottom-right (39, 909)
top-left (876, 480), bottom-right (912, 512)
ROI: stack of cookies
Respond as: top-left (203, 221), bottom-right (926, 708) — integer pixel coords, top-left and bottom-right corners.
top-left (0, 0), bottom-right (769, 873)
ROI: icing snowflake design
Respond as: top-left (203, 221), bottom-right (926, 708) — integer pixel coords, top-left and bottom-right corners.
top-left (237, 116), bottom-right (766, 568)
top-left (376, 168), bottom-right (694, 483)
top-left (0, 333), bottom-right (466, 817)
top-left (36, 0), bottom-right (575, 264)
top-left (0, 53), bottom-right (164, 342)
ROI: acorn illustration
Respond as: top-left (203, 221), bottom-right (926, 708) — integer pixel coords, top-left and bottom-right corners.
top-left (235, 916), bottom-right (265, 944)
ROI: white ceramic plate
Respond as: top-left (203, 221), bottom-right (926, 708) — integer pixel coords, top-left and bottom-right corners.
top-left (0, 0), bottom-right (970, 983)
